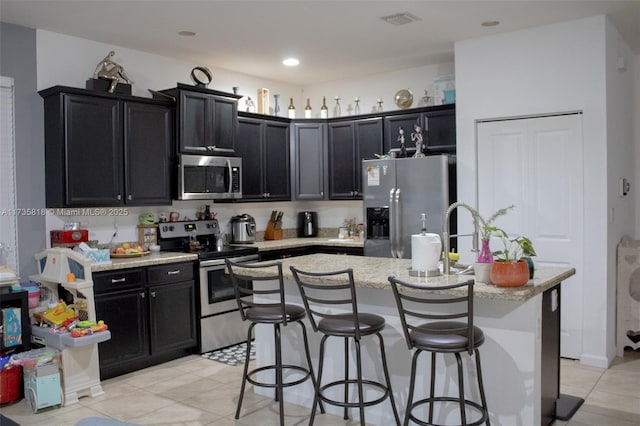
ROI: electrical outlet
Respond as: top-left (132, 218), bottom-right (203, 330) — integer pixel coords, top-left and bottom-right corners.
top-left (620, 178), bottom-right (630, 197)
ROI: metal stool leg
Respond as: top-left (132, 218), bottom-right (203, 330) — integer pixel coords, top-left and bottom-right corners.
top-left (275, 323), bottom-right (284, 426)
top-left (297, 320), bottom-right (325, 413)
top-left (405, 349), bottom-right (421, 426)
top-left (235, 323), bottom-right (255, 419)
top-left (354, 339), bottom-right (366, 426)
top-left (376, 332), bottom-right (401, 426)
top-left (309, 334), bottom-right (328, 426)
top-left (429, 352), bottom-right (436, 423)
top-left (455, 352), bottom-right (467, 425)
top-left (475, 349), bottom-right (490, 425)
top-left (344, 337), bottom-right (350, 420)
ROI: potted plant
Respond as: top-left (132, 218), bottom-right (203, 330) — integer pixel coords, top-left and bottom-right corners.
top-left (459, 203), bottom-right (514, 283)
top-left (490, 228), bottom-right (537, 287)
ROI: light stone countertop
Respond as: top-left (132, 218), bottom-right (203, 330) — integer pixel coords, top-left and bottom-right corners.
top-left (239, 253), bottom-right (576, 302)
top-left (91, 252), bottom-right (198, 272)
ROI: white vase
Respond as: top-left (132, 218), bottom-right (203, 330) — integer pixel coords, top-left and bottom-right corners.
top-left (474, 262), bottom-right (492, 284)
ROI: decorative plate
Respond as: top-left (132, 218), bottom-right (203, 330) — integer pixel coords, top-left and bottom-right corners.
top-left (394, 89), bottom-right (414, 109)
top-left (190, 66), bottom-right (213, 88)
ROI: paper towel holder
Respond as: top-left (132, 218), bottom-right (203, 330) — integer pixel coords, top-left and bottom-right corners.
top-left (409, 267), bottom-right (441, 277)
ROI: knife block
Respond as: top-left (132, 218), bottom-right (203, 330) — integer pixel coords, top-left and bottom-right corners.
top-left (264, 221), bottom-right (283, 240)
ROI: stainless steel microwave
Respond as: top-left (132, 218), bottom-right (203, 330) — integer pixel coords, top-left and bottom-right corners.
top-left (177, 155), bottom-right (242, 200)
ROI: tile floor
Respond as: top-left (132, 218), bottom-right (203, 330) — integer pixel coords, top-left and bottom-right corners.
top-left (1, 351), bottom-right (639, 425)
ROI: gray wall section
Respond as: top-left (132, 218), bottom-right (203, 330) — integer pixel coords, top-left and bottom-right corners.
top-left (0, 22), bottom-right (46, 277)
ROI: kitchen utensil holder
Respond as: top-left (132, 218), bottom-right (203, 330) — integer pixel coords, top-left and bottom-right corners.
top-left (264, 221), bottom-right (283, 240)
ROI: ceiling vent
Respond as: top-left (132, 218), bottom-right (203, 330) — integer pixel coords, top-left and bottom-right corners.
top-left (380, 12), bottom-right (421, 26)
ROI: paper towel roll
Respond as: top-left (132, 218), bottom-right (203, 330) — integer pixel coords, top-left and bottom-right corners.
top-left (412, 233), bottom-right (442, 272)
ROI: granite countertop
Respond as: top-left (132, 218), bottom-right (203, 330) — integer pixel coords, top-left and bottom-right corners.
top-left (91, 252), bottom-right (198, 272)
top-left (238, 253), bottom-right (576, 302)
top-left (233, 237), bottom-right (364, 251)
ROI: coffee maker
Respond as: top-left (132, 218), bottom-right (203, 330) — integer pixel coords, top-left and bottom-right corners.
top-left (298, 211), bottom-right (318, 237)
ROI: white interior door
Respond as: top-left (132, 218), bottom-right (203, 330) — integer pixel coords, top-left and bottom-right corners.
top-left (477, 114), bottom-right (584, 359)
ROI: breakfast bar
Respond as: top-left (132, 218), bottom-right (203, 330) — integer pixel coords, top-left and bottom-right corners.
top-left (247, 253), bottom-right (576, 426)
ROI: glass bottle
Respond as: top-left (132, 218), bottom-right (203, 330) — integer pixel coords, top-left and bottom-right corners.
top-left (320, 96), bottom-right (329, 118)
top-left (333, 96), bottom-right (341, 117)
top-left (273, 94), bottom-right (280, 116)
top-left (305, 98), bottom-right (312, 118)
top-left (288, 97), bottom-right (295, 119)
top-left (354, 97), bottom-right (361, 115)
top-left (376, 98), bottom-right (384, 113)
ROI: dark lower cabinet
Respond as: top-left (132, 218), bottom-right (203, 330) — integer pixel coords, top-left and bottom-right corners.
top-left (94, 262), bottom-right (197, 380)
top-left (259, 245), bottom-right (363, 261)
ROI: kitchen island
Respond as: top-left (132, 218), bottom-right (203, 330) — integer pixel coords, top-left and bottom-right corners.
top-left (245, 253), bottom-right (576, 425)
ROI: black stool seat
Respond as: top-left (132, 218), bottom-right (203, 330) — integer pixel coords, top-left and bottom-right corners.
top-left (389, 277), bottom-right (490, 426)
top-left (246, 304), bottom-right (306, 323)
top-left (291, 266), bottom-right (401, 426)
top-left (226, 259), bottom-right (324, 426)
top-left (318, 313), bottom-right (386, 336)
top-left (411, 321), bottom-right (485, 352)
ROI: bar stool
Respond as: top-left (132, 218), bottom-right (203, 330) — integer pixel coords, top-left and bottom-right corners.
top-left (290, 266), bottom-right (401, 426)
top-left (387, 276), bottom-right (490, 426)
top-left (225, 259), bottom-right (324, 426)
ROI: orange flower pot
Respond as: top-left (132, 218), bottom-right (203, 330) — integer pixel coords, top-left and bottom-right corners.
top-left (490, 260), bottom-right (530, 287)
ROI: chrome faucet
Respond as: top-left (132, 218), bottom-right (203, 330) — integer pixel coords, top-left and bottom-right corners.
top-left (442, 202), bottom-right (479, 274)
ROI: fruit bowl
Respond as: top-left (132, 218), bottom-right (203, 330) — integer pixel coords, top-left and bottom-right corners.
top-left (109, 242), bottom-right (149, 257)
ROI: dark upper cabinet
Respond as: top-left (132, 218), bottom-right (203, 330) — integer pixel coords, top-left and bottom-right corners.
top-left (383, 112), bottom-right (422, 155)
top-left (328, 117), bottom-right (383, 199)
top-left (159, 84), bottom-right (240, 155)
top-left (383, 104), bottom-right (456, 155)
top-left (124, 102), bottom-right (174, 205)
top-left (40, 86), bottom-right (174, 207)
top-left (236, 115), bottom-right (290, 201)
top-left (423, 107), bottom-right (456, 153)
top-left (291, 121), bottom-right (327, 200)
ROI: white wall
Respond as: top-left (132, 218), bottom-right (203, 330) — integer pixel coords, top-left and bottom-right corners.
top-left (455, 15), bottom-right (635, 368)
top-left (635, 53), bottom-right (640, 236)
top-left (303, 62), bottom-right (455, 119)
top-left (605, 19), bottom-right (637, 362)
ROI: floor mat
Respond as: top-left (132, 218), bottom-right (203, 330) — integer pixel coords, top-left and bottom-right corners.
top-left (201, 341), bottom-right (256, 366)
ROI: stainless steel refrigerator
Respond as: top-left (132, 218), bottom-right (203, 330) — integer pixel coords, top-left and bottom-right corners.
top-left (362, 155), bottom-right (452, 258)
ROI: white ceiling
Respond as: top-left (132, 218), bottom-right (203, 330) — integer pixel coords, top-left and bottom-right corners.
top-left (1, 1), bottom-right (639, 86)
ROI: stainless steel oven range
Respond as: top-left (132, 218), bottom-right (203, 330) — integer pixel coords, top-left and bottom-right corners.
top-left (157, 219), bottom-right (259, 353)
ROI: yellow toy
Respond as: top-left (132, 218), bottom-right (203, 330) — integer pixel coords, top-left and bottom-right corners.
top-left (42, 301), bottom-right (76, 326)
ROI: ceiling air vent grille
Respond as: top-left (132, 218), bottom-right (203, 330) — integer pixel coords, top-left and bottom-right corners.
top-left (380, 12), bottom-right (421, 26)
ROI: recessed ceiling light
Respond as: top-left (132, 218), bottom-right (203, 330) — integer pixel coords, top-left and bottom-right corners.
top-left (481, 21), bottom-right (500, 27)
top-left (178, 30), bottom-right (196, 37)
top-left (282, 58), bottom-right (300, 67)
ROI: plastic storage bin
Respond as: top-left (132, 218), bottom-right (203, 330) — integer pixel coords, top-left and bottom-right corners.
top-left (13, 347), bottom-right (62, 412)
top-left (0, 365), bottom-right (22, 404)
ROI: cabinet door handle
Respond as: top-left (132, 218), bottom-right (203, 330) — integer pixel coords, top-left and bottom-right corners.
top-left (111, 278), bottom-right (126, 284)
top-left (150, 291), bottom-right (156, 298)
top-left (128, 195), bottom-right (132, 201)
top-left (140, 292), bottom-right (145, 299)
top-left (116, 194), bottom-right (122, 201)
top-left (167, 270), bottom-right (181, 275)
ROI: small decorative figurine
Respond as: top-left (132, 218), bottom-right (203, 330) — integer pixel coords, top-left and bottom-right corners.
top-left (397, 127), bottom-right (407, 158)
top-left (92, 51), bottom-right (134, 93)
top-left (411, 123), bottom-right (425, 157)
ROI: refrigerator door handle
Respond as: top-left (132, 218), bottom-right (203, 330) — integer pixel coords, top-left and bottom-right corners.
top-left (395, 188), bottom-right (403, 258)
top-left (389, 188), bottom-right (397, 258)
